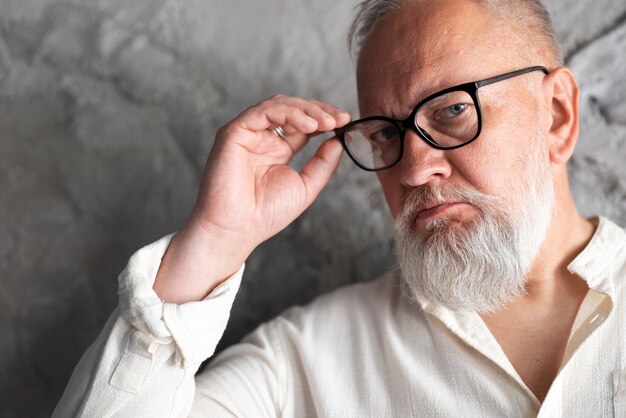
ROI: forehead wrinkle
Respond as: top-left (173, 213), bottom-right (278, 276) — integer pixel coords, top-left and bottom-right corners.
top-left (359, 53), bottom-right (486, 120)
top-left (357, 48), bottom-right (466, 119)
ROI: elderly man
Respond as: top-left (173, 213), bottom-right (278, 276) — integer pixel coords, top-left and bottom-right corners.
top-left (55, 0), bottom-right (626, 416)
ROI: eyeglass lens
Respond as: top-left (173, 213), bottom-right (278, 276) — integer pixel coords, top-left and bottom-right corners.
top-left (344, 90), bottom-right (478, 170)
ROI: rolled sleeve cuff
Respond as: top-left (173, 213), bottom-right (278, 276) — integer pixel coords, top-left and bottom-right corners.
top-left (117, 233), bottom-right (244, 370)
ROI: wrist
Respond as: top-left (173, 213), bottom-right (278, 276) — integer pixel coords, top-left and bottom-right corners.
top-left (152, 220), bottom-right (253, 303)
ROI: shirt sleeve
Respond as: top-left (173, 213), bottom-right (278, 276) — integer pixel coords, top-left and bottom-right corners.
top-left (189, 320), bottom-right (286, 417)
top-left (53, 233), bottom-right (245, 417)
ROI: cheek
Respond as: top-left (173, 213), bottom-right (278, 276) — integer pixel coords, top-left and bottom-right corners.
top-left (452, 129), bottom-right (528, 202)
top-left (473, 139), bottom-right (514, 176)
top-left (472, 94), bottom-right (542, 191)
top-left (376, 169), bottom-right (404, 218)
top-left (469, 137), bottom-right (548, 211)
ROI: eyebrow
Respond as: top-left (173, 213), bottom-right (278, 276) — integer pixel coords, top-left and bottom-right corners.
top-left (361, 68), bottom-right (476, 120)
top-left (394, 84), bottom-right (446, 119)
top-left (421, 93), bottom-right (448, 107)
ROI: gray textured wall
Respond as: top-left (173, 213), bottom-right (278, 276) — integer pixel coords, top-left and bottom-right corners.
top-left (0, 0), bottom-right (624, 415)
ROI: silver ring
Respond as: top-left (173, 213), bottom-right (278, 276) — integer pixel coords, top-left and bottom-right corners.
top-left (272, 126), bottom-right (288, 140)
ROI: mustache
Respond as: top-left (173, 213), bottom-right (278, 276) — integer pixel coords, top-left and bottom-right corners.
top-left (396, 184), bottom-right (502, 224)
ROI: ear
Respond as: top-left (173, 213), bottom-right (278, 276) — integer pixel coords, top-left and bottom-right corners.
top-left (543, 66), bottom-right (580, 165)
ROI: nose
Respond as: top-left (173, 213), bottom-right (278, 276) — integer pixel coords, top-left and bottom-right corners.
top-left (398, 130), bottom-right (452, 186)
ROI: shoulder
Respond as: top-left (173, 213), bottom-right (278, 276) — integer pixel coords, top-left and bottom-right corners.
top-left (232, 269), bottom-right (433, 374)
top-left (262, 269), bottom-right (428, 350)
top-left (278, 270), bottom-right (403, 326)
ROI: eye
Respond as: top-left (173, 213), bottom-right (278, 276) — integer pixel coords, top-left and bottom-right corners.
top-left (438, 103), bottom-right (470, 119)
top-left (370, 125), bottom-right (399, 143)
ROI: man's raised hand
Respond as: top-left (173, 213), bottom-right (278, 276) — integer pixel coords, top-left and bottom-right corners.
top-left (153, 95), bottom-right (351, 303)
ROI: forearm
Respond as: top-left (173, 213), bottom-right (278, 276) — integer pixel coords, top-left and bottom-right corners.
top-left (153, 223), bottom-right (253, 304)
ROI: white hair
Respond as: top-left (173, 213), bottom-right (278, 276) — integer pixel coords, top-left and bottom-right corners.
top-left (348, 0), bottom-right (563, 65)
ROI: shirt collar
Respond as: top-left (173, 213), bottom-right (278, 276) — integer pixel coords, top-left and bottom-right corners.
top-left (567, 216), bottom-right (626, 298)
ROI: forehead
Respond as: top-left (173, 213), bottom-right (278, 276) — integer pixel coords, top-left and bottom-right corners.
top-left (356, 0), bottom-right (514, 117)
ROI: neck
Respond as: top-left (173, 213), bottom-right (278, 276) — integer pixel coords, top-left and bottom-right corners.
top-left (522, 178), bottom-right (595, 307)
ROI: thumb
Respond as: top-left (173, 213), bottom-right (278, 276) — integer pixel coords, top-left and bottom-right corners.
top-left (299, 137), bottom-right (344, 207)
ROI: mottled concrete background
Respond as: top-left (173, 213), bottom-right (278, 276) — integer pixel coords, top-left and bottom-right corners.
top-left (0, 0), bottom-right (624, 415)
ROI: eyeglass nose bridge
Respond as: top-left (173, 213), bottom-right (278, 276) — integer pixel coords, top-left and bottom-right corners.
top-left (395, 120), bottom-right (440, 163)
top-left (395, 110), bottom-right (434, 145)
top-left (393, 126), bottom-right (456, 185)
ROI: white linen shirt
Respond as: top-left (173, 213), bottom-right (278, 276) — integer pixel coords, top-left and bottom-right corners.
top-left (54, 217), bottom-right (626, 417)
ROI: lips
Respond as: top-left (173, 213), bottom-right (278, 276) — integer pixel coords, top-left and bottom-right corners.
top-left (415, 201), bottom-right (466, 221)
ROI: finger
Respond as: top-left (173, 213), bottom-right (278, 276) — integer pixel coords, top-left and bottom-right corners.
top-left (279, 99), bottom-right (351, 137)
top-left (275, 110), bottom-right (350, 157)
top-left (271, 96), bottom-right (340, 127)
top-left (309, 100), bottom-right (352, 127)
top-left (301, 105), bottom-right (337, 132)
top-left (299, 137), bottom-right (344, 207)
top-left (255, 104), bottom-right (328, 155)
top-left (274, 120), bottom-right (341, 158)
top-left (272, 124), bottom-right (310, 155)
top-left (238, 103), bottom-right (318, 134)
top-left (231, 96), bottom-right (350, 158)
top-left (267, 108), bottom-right (320, 156)
top-left (239, 96), bottom-right (345, 134)
top-left (284, 98), bottom-right (346, 132)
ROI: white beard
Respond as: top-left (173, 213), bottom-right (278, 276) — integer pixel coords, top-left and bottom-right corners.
top-left (393, 139), bottom-right (554, 313)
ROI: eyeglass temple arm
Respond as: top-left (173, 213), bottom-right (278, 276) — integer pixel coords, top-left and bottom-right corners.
top-left (475, 66), bottom-right (549, 88)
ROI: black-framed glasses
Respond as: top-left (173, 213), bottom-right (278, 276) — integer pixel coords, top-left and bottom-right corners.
top-left (335, 66), bottom-right (549, 171)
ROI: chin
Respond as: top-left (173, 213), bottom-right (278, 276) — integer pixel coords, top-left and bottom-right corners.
top-left (421, 216), bottom-right (481, 242)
